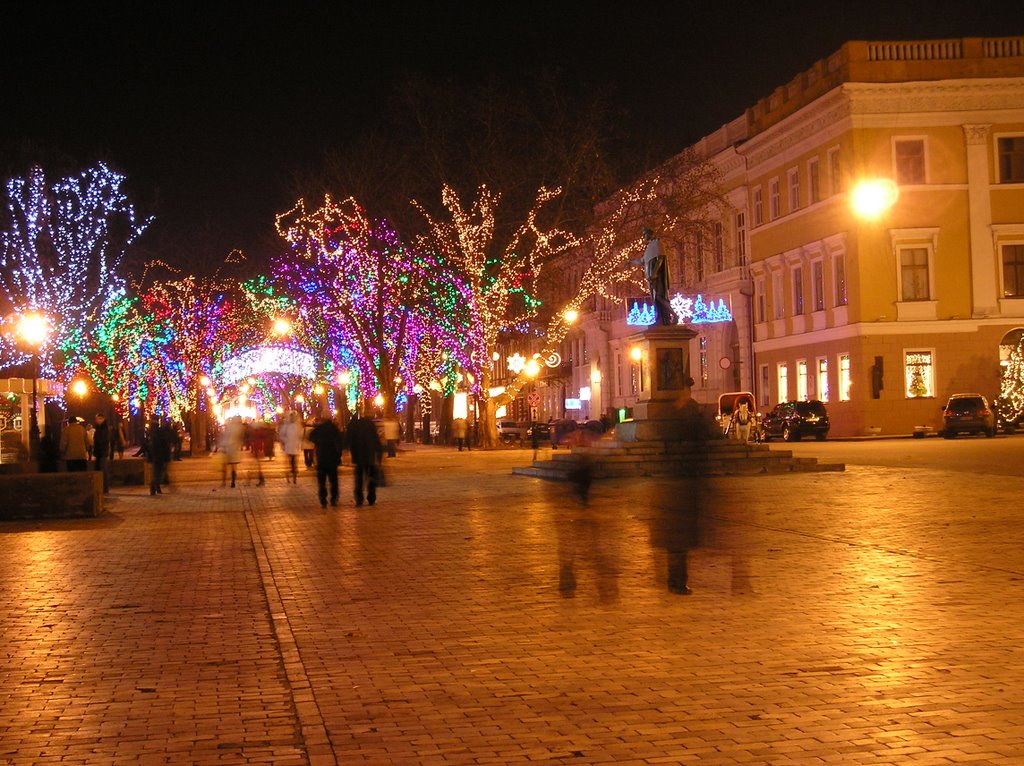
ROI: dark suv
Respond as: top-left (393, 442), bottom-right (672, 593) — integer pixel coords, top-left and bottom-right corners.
top-left (942, 394), bottom-right (995, 438)
top-left (761, 400), bottom-right (830, 442)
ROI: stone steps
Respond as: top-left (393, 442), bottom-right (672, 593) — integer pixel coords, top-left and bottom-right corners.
top-left (513, 438), bottom-right (844, 481)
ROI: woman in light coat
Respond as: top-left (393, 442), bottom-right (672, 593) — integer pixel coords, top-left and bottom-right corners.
top-left (278, 411), bottom-right (304, 484)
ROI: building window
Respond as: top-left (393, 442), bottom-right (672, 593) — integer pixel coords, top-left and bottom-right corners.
top-left (753, 187), bottom-right (763, 226)
top-left (808, 158), bottom-right (820, 203)
top-left (834, 253), bottom-right (848, 306)
top-left (796, 360), bottom-right (808, 401)
top-left (759, 365), bottom-right (770, 407)
top-left (736, 212), bottom-right (747, 267)
top-left (755, 278), bottom-right (766, 323)
top-left (788, 168), bottom-right (800, 211)
top-left (699, 336), bottom-right (708, 386)
top-left (828, 147), bottom-right (842, 194)
top-left (998, 136), bottom-right (1024, 183)
top-left (812, 260), bottom-right (824, 312)
top-left (817, 358), bottom-right (829, 402)
top-left (713, 222), bottom-right (724, 272)
top-left (792, 266), bottom-right (804, 315)
top-left (904, 350), bottom-right (935, 398)
top-left (772, 273), bottom-right (784, 320)
top-left (769, 178), bottom-right (781, 220)
top-left (838, 354), bottom-right (851, 401)
top-left (777, 363), bottom-right (789, 402)
top-left (1002, 243), bottom-right (1024, 297)
top-left (894, 139), bottom-right (926, 184)
top-left (900, 246), bottom-right (931, 301)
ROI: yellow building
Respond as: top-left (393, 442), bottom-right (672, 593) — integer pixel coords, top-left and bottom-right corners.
top-left (742, 37), bottom-right (1024, 435)
top-left (555, 37), bottom-right (1024, 437)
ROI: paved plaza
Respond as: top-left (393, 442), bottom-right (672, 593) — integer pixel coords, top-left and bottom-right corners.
top-left (2, 445), bottom-right (1024, 765)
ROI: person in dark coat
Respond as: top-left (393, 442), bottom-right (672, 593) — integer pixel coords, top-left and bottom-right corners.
top-left (308, 417), bottom-right (344, 507)
top-left (347, 413), bottom-right (383, 506)
top-left (148, 418), bottom-right (173, 496)
top-left (92, 413), bottom-right (111, 493)
top-left (39, 424), bottom-right (60, 473)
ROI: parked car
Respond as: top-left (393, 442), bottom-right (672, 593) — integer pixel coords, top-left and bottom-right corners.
top-left (761, 400), bottom-right (830, 442)
top-left (526, 421), bottom-right (551, 443)
top-left (941, 393), bottom-right (996, 438)
top-left (497, 420), bottom-right (528, 444)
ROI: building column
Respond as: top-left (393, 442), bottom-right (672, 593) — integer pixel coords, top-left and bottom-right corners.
top-left (963, 124), bottom-right (998, 317)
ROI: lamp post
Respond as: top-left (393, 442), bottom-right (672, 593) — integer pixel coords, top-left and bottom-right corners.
top-left (850, 179), bottom-right (899, 402)
top-left (70, 378), bottom-right (89, 420)
top-left (15, 312), bottom-right (51, 463)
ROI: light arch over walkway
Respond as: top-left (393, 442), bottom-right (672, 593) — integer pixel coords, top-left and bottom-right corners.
top-left (217, 345), bottom-right (318, 387)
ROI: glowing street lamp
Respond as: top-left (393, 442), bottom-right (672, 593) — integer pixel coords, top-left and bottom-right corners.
top-left (272, 317), bottom-right (292, 336)
top-left (15, 311), bottom-right (51, 462)
top-left (850, 178), bottom-right (899, 220)
top-left (71, 378), bottom-right (89, 400)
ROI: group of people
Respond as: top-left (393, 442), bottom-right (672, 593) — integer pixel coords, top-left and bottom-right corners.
top-left (217, 410), bottom-right (385, 508)
top-left (47, 412), bottom-right (131, 493)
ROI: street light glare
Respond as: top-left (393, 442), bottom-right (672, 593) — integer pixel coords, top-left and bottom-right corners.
top-left (17, 311), bottom-right (51, 347)
top-left (272, 318), bottom-right (291, 335)
top-left (850, 179), bottom-right (899, 220)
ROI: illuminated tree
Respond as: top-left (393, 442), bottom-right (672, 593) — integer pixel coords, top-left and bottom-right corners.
top-left (273, 195), bottom-right (471, 418)
top-left (0, 163), bottom-right (150, 381)
top-left (415, 184), bottom-right (580, 445)
top-left (995, 338), bottom-right (1024, 429)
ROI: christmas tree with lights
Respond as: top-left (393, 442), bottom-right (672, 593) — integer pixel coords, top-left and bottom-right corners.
top-left (994, 338), bottom-right (1024, 429)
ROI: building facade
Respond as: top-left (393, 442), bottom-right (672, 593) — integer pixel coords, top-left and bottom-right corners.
top-left (743, 37), bottom-right (1024, 435)
top-left (553, 36), bottom-right (1024, 437)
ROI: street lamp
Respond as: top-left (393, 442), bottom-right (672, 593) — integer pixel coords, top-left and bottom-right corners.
top-left (15, 311), bottom-right (51, 462)
top-left (71, 379), bottom-right (89, 419)
top-left (850, 179), bottom-right (899, 220)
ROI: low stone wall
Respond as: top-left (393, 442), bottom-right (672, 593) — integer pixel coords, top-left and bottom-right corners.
top-left (0, 471), bottom-right (103, 519)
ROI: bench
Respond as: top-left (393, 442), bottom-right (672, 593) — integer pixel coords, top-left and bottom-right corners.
top-left (0, 471), bottom-right (103, 519)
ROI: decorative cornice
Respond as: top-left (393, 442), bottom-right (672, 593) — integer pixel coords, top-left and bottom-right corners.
top-left (963, 124), bottom-right (992, 144)
top-left (844, 78), bottom-right (1024, 114)
top-left (740, 91), bottom-right (852, 170)
top-left (739, 78), bottom-right (1024, 172)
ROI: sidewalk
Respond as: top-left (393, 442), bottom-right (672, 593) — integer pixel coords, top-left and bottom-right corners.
top-left (2, 445), bottom-right (1023, 764)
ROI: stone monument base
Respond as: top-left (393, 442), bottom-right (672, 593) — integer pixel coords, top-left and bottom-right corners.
top-left (614, 324), bottom-right (717, 442)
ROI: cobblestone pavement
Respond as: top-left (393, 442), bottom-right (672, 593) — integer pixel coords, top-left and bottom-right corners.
top-left (2, 445), bottom-right (1024, 765)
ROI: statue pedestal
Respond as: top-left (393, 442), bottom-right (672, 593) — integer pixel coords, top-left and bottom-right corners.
top-left (615, 324), bottom-right (708, 442)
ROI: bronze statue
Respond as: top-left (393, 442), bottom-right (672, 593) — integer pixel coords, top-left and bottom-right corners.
top-left (639, 228), bottom-right (672, 325)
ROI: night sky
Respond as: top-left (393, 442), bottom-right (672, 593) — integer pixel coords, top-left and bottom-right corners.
top-left (1, 2), bottom-right (1015, 266)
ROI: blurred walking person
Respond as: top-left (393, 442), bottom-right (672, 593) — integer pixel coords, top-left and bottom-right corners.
top-left (452, 417), bottom-right (469, 451)
top-left (148, 417), bottom-right (173, 496)
top-left (278, 411), bottom-right (303, 484)
top-left (219, 416), bottom-right (244, 488)
top-left (92, 413), bottom-right (111, 493)
top-left (309, 416), bottom-right (344, 507)
top-left (347, 412), bottom-right (382, 506)
top-left (113, 415), bottom-right (129, 459)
